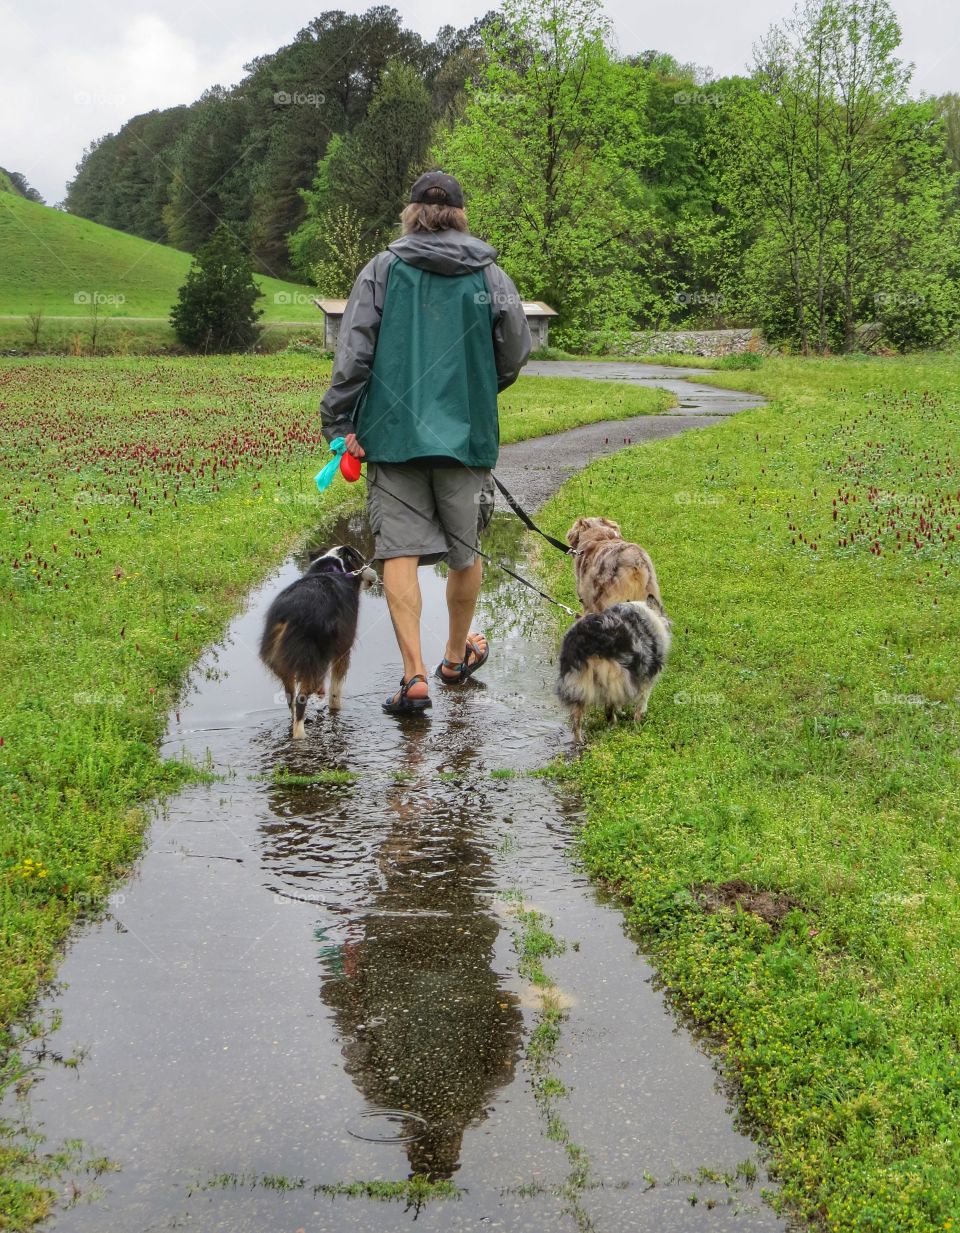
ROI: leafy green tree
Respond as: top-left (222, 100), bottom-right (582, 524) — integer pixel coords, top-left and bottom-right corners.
top-left (307, 205), bottom-right (379, 296)
top-left (717, 0), bottom-right (958, 352)
top-left (169, 225), bottom-right (264, 352)
top-left (66, 108), bottom-right (191, 239)
top-left (933, 94), bottom-right (960, 176)
top-left (435, 0), bottom-right (656, 349)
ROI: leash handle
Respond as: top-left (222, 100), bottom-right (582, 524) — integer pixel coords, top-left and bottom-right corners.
top-left (491, 475), bottom-right (573, 555)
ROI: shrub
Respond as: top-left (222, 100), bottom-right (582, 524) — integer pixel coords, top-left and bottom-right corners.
top-left (170, 226), bottom-right (263, 353)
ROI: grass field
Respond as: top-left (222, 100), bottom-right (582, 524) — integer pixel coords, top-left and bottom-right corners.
top-left (0, 191), bottom-right (317, 323)
top-left (539, 352), bottom-right (960, 1231)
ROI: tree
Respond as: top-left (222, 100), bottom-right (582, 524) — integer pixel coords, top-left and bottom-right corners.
top-left (434, 0), bottom-right (656, 349)
top-left (288, 59), bottom-right (437, 279)
top-left (169, 225), bottom-right (264, 352)
top-left (716, 0), bottom-right (958, 352)
top-left (308, 206), bottom-right (378, 296)
top-left (933, 93), bottom-right (960, 177)
top-left (66, 108), bottom-right (191, 239)
top-left (163, 89), bottom-right (257, 254)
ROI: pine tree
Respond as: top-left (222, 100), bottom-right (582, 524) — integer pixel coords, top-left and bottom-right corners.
top-left (169, 226), bottom-right (264, 352)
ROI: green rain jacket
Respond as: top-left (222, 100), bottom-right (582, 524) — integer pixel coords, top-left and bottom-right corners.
top-left (320, 231), bottom-right (531, 467)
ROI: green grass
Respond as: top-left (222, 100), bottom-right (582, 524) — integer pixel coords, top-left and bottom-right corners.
top-left (539, 351), bottom-right (960, 1231)
top-left (189, 1171), bottom-right (461, 1203)
top-left (497, 375), bottom-right (673, 437)
top-left (0, 193), bottom-right (318, 323)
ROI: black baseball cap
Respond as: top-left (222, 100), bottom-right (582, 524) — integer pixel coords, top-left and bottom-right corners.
top-left (409, 171), bottom-right (464, 208)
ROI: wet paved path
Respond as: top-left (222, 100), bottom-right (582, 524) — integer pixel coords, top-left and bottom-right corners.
top-left (7, 366), bottom-right (789, 1231)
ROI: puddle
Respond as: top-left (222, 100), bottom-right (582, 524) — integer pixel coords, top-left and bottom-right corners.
top-left (6, 378), bottom-right (790, 1231)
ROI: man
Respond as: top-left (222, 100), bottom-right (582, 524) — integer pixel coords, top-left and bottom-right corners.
top-left (320, 171), bottom-right (531, 714)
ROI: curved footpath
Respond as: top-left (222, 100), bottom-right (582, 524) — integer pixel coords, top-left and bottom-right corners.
top-left (5, 366), bottom-right (785, 1233)
top-left (499, 360), bottom-right (766, 506)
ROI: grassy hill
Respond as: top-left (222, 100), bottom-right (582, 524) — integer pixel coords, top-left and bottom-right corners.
top-left (0, 190), bottom-right (318, 322)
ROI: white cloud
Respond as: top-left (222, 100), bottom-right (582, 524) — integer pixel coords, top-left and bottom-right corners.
top-left (0, 5), bottom-right (258, 203)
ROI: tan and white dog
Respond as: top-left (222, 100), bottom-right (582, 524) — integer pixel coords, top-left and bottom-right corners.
top-left (565, 517), bottom-right (661, 614)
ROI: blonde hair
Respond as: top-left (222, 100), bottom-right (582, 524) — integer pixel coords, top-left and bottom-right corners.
top-left (400, 200), bottom-right (469, 235)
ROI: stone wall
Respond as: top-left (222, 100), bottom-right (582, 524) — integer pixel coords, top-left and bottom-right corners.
top-left (614, 328), bottom-right (761, 357)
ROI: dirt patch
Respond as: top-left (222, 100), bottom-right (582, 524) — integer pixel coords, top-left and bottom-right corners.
top-left (694, 879), bottom-right (807, 927)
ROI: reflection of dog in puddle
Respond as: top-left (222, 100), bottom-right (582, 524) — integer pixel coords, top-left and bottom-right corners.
top-left (556, 597), bottom-right (672, 743)
top-left (259, 545), bottom-right (377, 738)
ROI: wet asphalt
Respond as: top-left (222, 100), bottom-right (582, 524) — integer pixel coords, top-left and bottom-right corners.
top-left (4, 364), bottom-right (792, 1232)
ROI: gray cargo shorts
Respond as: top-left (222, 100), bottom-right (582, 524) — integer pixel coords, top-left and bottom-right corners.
top-left (366, 462), bottom-right (494, 569)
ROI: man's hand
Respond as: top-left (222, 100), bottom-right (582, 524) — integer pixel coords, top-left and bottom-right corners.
top-left (344, 433), bottom-right (366, 459)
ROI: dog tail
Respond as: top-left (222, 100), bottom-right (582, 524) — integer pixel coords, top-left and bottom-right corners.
top-left (557, 658), bottom-right (635, 711)
top-left (259, 620), bottom-right (288, 670)
top-left (262, 620), bottom-right (337, 691)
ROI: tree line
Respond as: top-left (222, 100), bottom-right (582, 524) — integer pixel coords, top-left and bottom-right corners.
top-left (66, 0), bottom-right (960, 353)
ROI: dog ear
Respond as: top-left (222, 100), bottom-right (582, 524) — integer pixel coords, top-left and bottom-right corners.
top-left (599, 517), bottom-right (622, 536)
top-left (645, 593), bottom-right (665, 616)
top-left (566, 518), bottom-right (585, 548)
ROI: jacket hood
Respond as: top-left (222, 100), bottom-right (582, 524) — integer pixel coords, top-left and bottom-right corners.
top-left (387, 230), bottom-right (498, 276)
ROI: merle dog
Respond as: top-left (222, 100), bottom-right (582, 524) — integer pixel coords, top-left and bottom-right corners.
top-left (259, 545), bottom-right (377, 737)
top-left (556, 597), bottom-right (672, 743)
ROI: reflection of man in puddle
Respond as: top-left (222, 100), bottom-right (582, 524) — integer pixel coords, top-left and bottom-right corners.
top-left (315, 730), bottom-right (524, 1179)
top-left (320, 171), bottom-right (531, 715)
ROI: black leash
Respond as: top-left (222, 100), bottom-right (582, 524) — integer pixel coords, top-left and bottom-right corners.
top-left (363, 473), bottom-right (578, 617)
top-left (491, 474), bottom-right (574, 556)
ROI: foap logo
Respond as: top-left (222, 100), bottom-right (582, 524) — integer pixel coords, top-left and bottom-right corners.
top-left (74, 690), bottom-right (124, 707)
top-left (673, 690), bottom-right (726, 707)
top-left (674, 290), bottom-right (724, 307)
top-left (273, 492), bottom-right (316, 506)
top-left (75, 889), bottom-right (126, 910)
top-left (74, 291), bottom-right (126, 306)
top-left (76, 490), bottom-right (125, 506)
top-left (74, 89), bottom-right (127, 106)
top-left (470, 689), bottom-right (529, 708)
top-left (474, 289), bottom-right (522, 307)
top-left (272, 889), bottom-right (326, 907)
top-left (673, 90), bottom-right (725, 107)
top-left (874, 689), bottom-right (926, 707)
top-left (674, 490), bottom-right (724, 506)
top-left (274, 90), bottom-right (325, 108)
top-left (273, 291), bottom-right (314, 306)
top-left (874, 291), bottom-right (925, 308)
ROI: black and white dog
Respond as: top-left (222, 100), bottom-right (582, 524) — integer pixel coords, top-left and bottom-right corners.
top-left (556, 597), bottom-right (672, 743)
top-left (259, 545), bottom-right (377, 737)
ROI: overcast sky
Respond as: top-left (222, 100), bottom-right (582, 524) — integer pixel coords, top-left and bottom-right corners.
top-left (3, 0), bottom-right (957, 205)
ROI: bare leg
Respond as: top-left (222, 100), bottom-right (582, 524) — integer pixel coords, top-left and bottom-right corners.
top-left (440, 556), bottom-right (486, 677)
top-left (329, 653), bottom-right (350, 711)
top-left (382, 557), bottom-right (429, 700)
